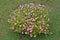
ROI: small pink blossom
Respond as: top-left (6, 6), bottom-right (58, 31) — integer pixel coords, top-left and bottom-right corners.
top-left (30, 30), bottom-right (32, 32)
top-left (30, 18), bottom-right (36, 22)
top-left (18, 5), bottom-right (25, 10)
top-left (38, 4), bottom-right (42, 7)
top-left (40, 15), bottom-right (42, 18)
top-left (40, 26), bottom-right (43, 31)
top-left (38, 4), bottom-right (45, 7)
top-left (32, 19), bottom-right (35, 22)
top-left (21, 5), bottom-right (25, 9)
top-left (27, 28), bottom-right (29, 31)
top-left (30, 34), bottom-right (32, 37)
top-left (40, 26), bottom-right (42, 29)
top-left (22, 24), bottom-right (25, 27)
top-left (27, 27), bottom-right (32, 31)
top-left (24, 22), bottom-right (26, 24)
top-left (22, 32), bottom-right (24, 34)
top-left (27, 26), bottom-right (33, 32)
top-left (42, 20), bottom-right (44, 24)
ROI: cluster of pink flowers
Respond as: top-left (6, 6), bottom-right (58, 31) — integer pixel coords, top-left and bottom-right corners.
top-left (27, 26), bottom-right (34, 32)
top-left (8, 3), bottom-right (50, 37)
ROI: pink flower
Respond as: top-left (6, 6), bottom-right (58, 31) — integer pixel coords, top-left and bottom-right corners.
top-left (30, 34), bottom-right (32, 37)
top-left (40, 26), bottom-right (42, 29)
top-left (21, 5), bottom-right (25, 9)
top-left (24, 22), bottom-right (26, 24)
top-left (42, 20), bottom-right (44, 25)
top-left (18, 5), bottom-right (25, 10)
top-left (27, 28), bottom-right (29, 31)
top-left (22, 24), bottom-right (25, 27)
top-left (40, 15), bottom-right (42, 18)
top-left (22, 32), bottom-right (24, 34)
top-left (27, 27), bottom-right (32, 31)
top-left (38, 4), bottom-right (42, 7)
top-left (30, 18), bottom-right (36, 22)
top-left (30, 30), bottom-right (32, 32)
top-left (29, 28), bottom-right (32, 31)
top-left (27, 26), bottom-right (33, 32)
top-left (40, 26), bottom-right (44, 31)
top-left (32, 19), bottom-right (35, 22)
top-left (38, 4), bottom-right (45, 7)
top-left (29, 27), bottom-right (33, 32)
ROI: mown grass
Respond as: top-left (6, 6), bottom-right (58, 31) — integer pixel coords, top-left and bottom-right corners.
top-left (0, 0), bottom-right (60, 40)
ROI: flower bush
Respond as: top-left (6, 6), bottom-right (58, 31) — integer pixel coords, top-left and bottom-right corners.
top-left (8, 3), bottom-right (50, 37)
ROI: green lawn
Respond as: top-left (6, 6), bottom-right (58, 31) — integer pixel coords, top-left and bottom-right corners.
top-left (0, 0), bottom-right (60, 40)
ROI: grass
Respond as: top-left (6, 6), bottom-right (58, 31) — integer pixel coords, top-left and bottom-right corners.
top-left (0, 0), bottom-right (60, 40)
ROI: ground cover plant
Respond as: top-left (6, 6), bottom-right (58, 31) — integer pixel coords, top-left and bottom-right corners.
top-left (8, 3), bottom-right (50, 37)
top-left (0, 0), bottom-right (60, 40)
